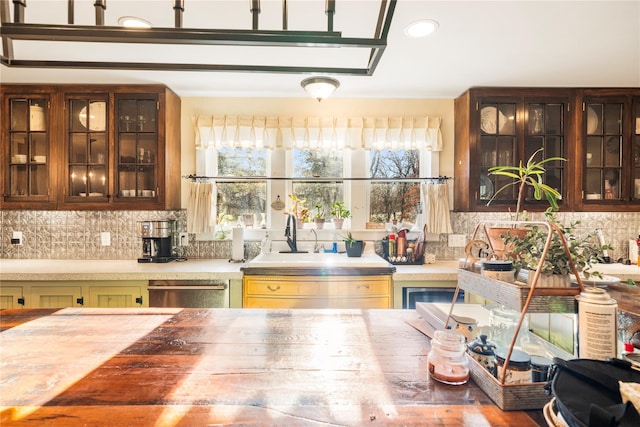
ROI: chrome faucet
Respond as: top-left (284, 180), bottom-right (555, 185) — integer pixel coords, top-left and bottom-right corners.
top-left (311, 229), bottom-right (324, 253)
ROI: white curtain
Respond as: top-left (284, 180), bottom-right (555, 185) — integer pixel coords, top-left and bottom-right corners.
top-left (187, 181), bottom-right (215, 234)
top-left (421, 181), bottom-right (452, 234)
top-left (193, 115), bottom-right (443, 151)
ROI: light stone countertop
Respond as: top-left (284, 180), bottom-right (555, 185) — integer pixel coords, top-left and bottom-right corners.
top-left (0, 259), bottom-right (245, 281)
top-left (1, 258), bottom-right (638, 283)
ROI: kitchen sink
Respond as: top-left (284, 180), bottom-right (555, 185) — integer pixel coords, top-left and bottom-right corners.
top-left (246, 252), bottom-right (390, 268)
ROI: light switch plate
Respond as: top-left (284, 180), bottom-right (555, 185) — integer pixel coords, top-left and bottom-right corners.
top-left (100, 232), bottom-right (111, 246)
top-left (448, 234), bottom-right (466, 247)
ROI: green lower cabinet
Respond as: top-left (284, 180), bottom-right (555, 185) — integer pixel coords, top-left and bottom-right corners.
top-left (1, 281), bottom-right (148, 308)
top-left (30, 285), bottom-right (83, 308)
top-left (0, 286), bottom-right (25, 309)
top-left (87, 284), bottom-right (147, 307)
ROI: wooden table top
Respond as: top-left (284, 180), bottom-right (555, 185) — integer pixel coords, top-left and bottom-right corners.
top-left (0, 308), bottom-right (544, 426)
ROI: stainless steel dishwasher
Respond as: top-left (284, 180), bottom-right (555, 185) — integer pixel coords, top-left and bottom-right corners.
top-left (148, 280), bottom-right (230, 308)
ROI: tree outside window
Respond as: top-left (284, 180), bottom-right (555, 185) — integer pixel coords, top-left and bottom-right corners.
top-left (292, 149), bottom-right (343, 222)
top-left (217, 147), bottom-right (267, 226)
top-left (369, 149), bottom-right (420, 225)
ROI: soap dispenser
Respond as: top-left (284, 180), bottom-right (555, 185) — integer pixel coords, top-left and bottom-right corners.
top-left (261, 231), bottom-right (272, 255)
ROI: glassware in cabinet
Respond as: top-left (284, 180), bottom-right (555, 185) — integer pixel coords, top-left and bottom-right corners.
top-left (524, 102), bottom-right (565, 203)
top-left (115, 96), bottom-right (158, 200)
top-left (65, 96), bottom-right (109, 200)
top-left (583, 99), bottom-right (623, 202)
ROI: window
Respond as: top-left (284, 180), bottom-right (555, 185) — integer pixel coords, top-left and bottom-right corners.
top-left (291, 149), bottom-right (344, 223)
top-left (216, 147), bottom-right (267, 227)
top-left (369, 149), bottom-right (421, 226)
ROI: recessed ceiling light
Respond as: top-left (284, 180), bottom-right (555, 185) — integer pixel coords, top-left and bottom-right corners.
top-left (404, 19), bottom-right (439, 38)
top-left (118, 16), bottom-right (152, 29)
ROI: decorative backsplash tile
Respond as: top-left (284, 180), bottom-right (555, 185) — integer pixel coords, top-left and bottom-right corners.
top-left (1, 209), bottom-right (639, 262)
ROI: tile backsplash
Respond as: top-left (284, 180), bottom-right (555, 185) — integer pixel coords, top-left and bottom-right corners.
top-left (1, 209), bottom-right (639, 262)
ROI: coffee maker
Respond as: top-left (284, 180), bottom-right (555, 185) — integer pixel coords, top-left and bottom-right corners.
top-left (137, 220), bottom-right (175, 263)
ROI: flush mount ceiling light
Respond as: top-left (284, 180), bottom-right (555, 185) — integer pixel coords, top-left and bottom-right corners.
top-left (301, 77), bottom-right (340, 102)
top-left (0, 0), bottom-right (397, 77)
top-left (404, 19), bottom-right (439, 38)
top-left (118, 16), bottom-right (152, 29)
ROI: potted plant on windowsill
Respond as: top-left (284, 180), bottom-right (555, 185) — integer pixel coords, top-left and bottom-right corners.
top-left (343, 232), bottom-right (365, 257)
top-left (314, 204), bottom-right (326, 229)
top-left (485, 148), bottom-right (565, 258)
top-left (330, 201), bottom-right (351, 230)
top-left (289, 194), bottom-right (309, 228)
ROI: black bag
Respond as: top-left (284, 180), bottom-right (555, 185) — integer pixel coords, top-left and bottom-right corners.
top-left (548, 358), bottom-right (640, 427)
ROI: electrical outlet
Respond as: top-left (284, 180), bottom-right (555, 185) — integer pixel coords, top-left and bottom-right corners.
top-left (179, 232), bottom-right (189, 247)
top-left (424, 233), bottom-right (441, 242)
top-left (100, 232), bottom-right (111, 246)
top-left (11, 231), bottom-right (23, 245)
top-left (448, 233), bottom-right (467, 247)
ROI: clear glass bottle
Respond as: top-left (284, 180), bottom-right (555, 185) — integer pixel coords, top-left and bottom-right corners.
top-left (260, 231), bottom-right (272, 255)
top-left (427, 330), bottom-right (469, 385)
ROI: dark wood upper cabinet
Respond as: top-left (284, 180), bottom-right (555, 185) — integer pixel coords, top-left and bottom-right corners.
top-left (1, 84), bottom-right (181, 210)
top-left (455, 87), bottom-right (640, 213)
top-left (1, 87), bottom-right (57, 210)
top-left (454, 88), bottom-right (572, 213)
top-left (573, 89), bottom-right (640, 210)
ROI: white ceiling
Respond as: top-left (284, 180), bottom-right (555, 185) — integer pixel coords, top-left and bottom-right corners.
top-left (1, 0), bottom-right (639, 99)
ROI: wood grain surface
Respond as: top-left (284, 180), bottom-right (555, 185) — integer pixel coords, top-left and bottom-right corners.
top-left (0, 308), bottom-right (544, 426)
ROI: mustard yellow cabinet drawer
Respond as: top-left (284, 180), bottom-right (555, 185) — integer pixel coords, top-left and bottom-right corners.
top-left (242, 275), bottom-right (393, 309)
top-left (330, 278), bottom-right (390, 296)
top-left (244, 279), bottom-right (313, 296)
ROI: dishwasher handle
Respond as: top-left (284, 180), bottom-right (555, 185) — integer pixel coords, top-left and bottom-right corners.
top-left (148, 285), bottom-right (227, 291)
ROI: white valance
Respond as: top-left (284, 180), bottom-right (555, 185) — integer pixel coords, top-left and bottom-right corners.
top-left (193, 115), bottom-right (443, 151)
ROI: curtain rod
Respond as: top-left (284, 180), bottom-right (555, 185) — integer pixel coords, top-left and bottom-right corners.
top-left (183, 174), bottom-right (452, 182)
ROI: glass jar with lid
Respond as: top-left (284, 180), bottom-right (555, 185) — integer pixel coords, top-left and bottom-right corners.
top-left (494, 347), bottom-right (531, 384)
top-left (427, 330), bottom-right (469, 385)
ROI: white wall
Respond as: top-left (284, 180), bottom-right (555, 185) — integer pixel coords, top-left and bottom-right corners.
top-left (179, 97), bottom-right (455, 209)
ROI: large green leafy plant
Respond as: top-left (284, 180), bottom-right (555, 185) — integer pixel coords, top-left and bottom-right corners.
top-left (502, 211), bottom-right (612, 278)
top-left (487, 148), bottom-right (565, 220)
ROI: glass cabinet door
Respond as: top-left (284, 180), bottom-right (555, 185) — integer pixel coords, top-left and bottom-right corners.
top-left (583, 99), bottom-right (624, 202)
top-left (66, 96), bottom-right (109, 200)
top-left (6, 96), bottom-right (49, 199)
top-left (116, 95), bottom-right (158, 200)
top-left (634, 98), bottom-right (640, 201)
top-left (479, 101), bottom-right (517, 202)
top-left (478, 98), bottom-right (566, 207)
top-left (524, 101), bottom-right (565, 203)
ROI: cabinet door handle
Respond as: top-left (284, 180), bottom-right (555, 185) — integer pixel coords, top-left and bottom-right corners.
top-left (76, 296), bottom-right (84, 305)
top-left (267, 285), bottom-right (280, 292)
top-left (17, 297), bottom-right (25, 306)
top-left (135, 296), bottom-right (143, 305)
top-left (357, 284), bottom-right (370, 289)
